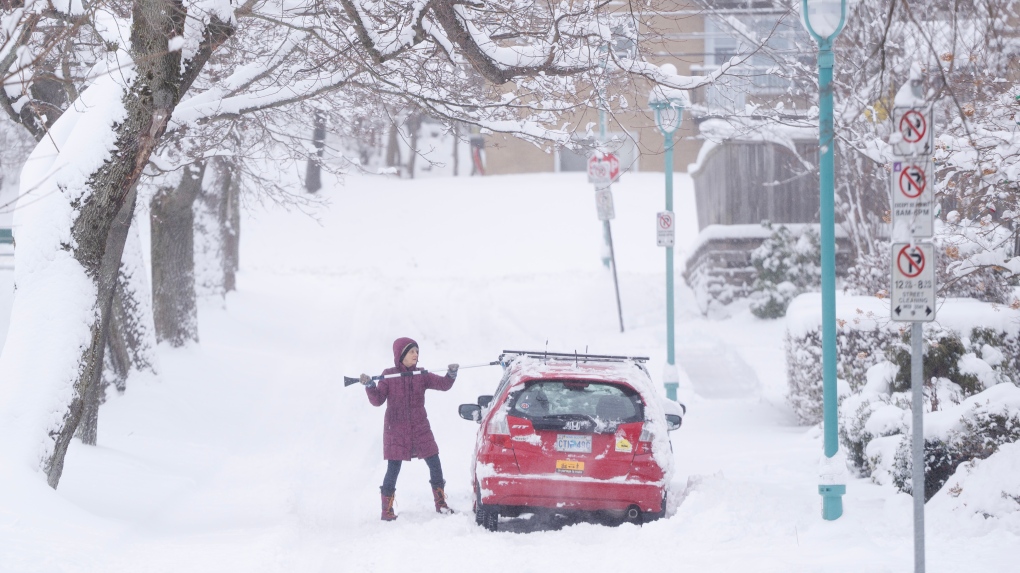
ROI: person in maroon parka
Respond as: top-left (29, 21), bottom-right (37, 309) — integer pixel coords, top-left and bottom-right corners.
top-left (359, 337), bottom-right (458, 521)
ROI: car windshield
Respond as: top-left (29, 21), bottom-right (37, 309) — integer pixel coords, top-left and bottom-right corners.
top-left (509, 380), bottom-right (643, 425)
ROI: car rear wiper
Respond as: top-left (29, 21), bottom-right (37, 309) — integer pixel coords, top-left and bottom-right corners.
top-left (531, 414), bottom-right (607, 432)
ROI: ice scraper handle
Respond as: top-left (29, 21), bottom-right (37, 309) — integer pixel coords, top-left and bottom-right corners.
top-left (342, 361), bottom-right (499, 387)
top-left (343, 370), bottom-right (427, 387)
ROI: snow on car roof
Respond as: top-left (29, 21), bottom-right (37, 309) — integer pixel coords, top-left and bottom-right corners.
top-left (507, 355), bottom-right (653, 388)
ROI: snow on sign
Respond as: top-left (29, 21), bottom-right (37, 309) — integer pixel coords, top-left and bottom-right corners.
top-left (587, 153), bottom-right (620, 186)
top-left (890, 242), bottom-right (936, 322)
top-left (890, 157), bottom-right (934, 238)
top-left (595, 187), bottom-right (615, 221)
top-left (891, 106), bottom-right (933, 156)
top-left (656, 211), bottom-right (675, 247)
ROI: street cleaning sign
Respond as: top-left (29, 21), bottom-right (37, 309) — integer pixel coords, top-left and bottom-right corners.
top-left (890, 242), bottom-right (936, 322)
top-left (890, 157), bottom-right (934, 238)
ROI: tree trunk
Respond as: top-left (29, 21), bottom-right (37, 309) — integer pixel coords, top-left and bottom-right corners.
top-left (405, 113), bottom-right (422, 179)
top-left (74, 185), bottom-right (139, 446)
top-left (103, 216), bottom-right (159, 393)
top-left (42, 0), bottom-right (193, 487)
top-left (223, 159), bottom-right (240, 293)
top-left (452, 122), bottom-right (459, 177)
top-left (306, 111), bottom-right (325, 193)
top-left (385, 121), bottom-right (402, 175)
top-left (195, 156), bottom-right (240, 296)
top-left (151, 164), bottom-right (203, 346)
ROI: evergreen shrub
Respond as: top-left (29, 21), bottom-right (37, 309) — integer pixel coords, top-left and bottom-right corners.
top-left (749, 223), bottom-right (821, 319)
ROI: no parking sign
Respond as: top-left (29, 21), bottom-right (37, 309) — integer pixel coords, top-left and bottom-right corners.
top-left (890, 157), bottom-right (933, 238)
top-left (656, 211), bottom-right (674, 247)
top-left (890, 242), bottom-right (935, 322)
top-left (892, 106), bottom-right (933, 156)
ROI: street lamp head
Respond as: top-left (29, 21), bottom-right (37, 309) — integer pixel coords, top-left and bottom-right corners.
top-left (649, 67), bottom-right (689, 136)
top-left (800, 0), bottom-right (847, 43)
top-left (652, 102), bottom-right (683, 135)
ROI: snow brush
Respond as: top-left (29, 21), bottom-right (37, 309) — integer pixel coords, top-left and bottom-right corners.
top-left (344, 361), bottom-right (501, 387)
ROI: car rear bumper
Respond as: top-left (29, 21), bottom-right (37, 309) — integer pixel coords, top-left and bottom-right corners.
top-left (480, 474), bottom-right (665, 513)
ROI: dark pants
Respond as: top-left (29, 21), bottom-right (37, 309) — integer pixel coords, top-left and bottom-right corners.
top-left (380, 454), bottom-right (444, 496)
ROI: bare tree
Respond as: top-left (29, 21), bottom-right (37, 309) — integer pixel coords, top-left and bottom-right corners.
top-left (1, 0), bottom-right (728, 488)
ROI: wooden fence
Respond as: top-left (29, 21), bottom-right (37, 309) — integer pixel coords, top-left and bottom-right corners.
top-left (685, 139), bottom-right (854, 313)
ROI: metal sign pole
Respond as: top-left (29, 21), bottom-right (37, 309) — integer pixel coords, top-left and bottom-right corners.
top-left (911, 320), bottom-right (926, 573)
top-left (606, 222), bottom-right (624, 333)
top-left (890, 73), bottom-right (932, 573)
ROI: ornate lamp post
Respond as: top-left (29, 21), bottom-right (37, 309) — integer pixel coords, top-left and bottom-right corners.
top-left (649, 70), bottom-right (688, 401)
top-left (800, 0), bottom-right (848, 521)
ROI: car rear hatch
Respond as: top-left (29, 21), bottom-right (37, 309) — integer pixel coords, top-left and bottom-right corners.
top-left (505, 379), bottom-right (645, 480)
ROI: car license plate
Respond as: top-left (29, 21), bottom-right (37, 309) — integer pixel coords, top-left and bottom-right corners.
top-left (556, 460), bottom-right (585, 474)
top-left (555, 434), bottom-right (592, 453)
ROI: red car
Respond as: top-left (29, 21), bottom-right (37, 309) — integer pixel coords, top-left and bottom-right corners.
top-left (458, 351), bottom-right (684, 531)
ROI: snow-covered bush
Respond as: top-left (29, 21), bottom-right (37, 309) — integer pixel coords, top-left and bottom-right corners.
top-left (888, 385), bottom-right (1020, 501)
top-left (786, 295), bottom-right (1020, 427)
top-left (928, 441), bottom-right (1020, 521)
top-left (838, 362), bottom-right (908, 475)
top-left (891, 438), bottom-right (962, 502)
top-left (786, 328), bottom-right (823, 423)
top-left (884, 326), bottom-right (979, 396)
top-left (749, 223), bottom-right (820, 319)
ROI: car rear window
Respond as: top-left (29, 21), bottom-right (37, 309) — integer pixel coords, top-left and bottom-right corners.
top-left (509, 380), bottom-right (643, 427)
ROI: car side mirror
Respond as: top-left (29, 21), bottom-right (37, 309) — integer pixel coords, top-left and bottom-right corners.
top-left (459, 404), bottom-right (482, 422)
top-left (665, 414), bottom-right (683, 431)
top-left (477, 395), bottom-right (493, 408)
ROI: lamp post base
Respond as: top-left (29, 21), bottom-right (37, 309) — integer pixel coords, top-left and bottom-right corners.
top-left (819, 484), bottom-right (846, 520)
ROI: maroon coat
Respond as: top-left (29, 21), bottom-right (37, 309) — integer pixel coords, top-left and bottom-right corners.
top-left (366, 337), bottom-right (455, 461)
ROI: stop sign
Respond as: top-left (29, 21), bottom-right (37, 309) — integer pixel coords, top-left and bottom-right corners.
top-left (587, 153), bottom-right (620, 185)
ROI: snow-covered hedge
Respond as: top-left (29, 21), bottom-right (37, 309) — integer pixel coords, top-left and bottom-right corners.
top-left (786, 294), bottom-right (1020, 508)
top-left (884, 384), bottom-right (1020, 502)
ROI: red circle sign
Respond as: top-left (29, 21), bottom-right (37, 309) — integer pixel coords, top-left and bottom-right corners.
top-left (896, 245), bottom-right (925, 278)
top-left (899, 165), bottom-right (926, 199)
top-left (899, 110), bottom-right (927, 143)
top-left (658, 213), bottom-right (673, 229)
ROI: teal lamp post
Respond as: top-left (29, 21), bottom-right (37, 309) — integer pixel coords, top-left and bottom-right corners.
top-left (800, 0), bottom-right (848, 521)
top-left (649, 69), bottom-right (688, 401)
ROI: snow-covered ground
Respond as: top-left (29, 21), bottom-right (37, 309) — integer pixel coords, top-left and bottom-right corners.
top-left (0, 172), bottom-right (1015, 572)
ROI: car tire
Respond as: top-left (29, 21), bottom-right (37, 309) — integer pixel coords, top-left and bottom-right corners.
top-left (642, 493), bottom-right (668, 524)
top-left (475, 486), bottom-right (498, 531)
top-left (478, 504), bottom-right (498, 531)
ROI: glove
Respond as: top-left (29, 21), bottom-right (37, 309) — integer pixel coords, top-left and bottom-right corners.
top-left (447, 363), bottom-right (459, 380)
top-left (360, 373), bottom-right (375, 388)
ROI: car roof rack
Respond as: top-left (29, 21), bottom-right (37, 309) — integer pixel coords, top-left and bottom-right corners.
top-left (499, 350), bottom-right (649, 365)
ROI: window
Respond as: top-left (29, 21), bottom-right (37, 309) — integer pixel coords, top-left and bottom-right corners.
top-left (509, 381), bottom-right (643, 427)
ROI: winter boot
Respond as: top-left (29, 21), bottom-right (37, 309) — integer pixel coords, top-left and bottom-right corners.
top-left (431, 482), bottom-right (454, 515)
top-left (380, 492), bottom-right (397, 521)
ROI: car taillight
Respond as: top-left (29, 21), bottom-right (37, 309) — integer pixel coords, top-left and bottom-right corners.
top-left (638, 426), bottom-right (654, 454)
top-left (487, 411), bottom-right (511, 448)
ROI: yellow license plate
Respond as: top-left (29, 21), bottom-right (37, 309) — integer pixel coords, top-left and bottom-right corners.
top-left (556, 460), bottom-right (585, 474)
